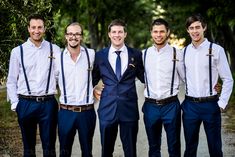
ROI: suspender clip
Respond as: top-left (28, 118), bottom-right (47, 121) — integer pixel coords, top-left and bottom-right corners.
top-left (48, 55), bottom-right (55, 59)
top-left (87, 67), bottom-right (93, 71)
top-left (172, 59), bottom-right (179, 61)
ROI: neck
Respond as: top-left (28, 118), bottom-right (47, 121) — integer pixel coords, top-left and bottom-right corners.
top-left (29, 38), bottom-right (42, 47)
top-left (154, 42), bottom-right (167, 52)
top-left (112, 43), bottom-right (124, 50)
top-left (192, 38), bottom-right (205, 48)
top-left (68, 46), bottom-right (80, 62)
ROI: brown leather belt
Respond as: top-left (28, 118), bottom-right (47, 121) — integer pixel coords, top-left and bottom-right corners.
top-left (18, 94), bottom-right (54, 102)
top-left (185, 95), bottom-right (218, 103)
top-left (145, 95), bottom-right (178, 105)
top-left (59, 104), bottom-right (94, 112)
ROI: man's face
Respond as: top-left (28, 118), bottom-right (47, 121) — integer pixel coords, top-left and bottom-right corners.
top-left (151, 24), bottom-right (169, 46)
top-left (187, 21), bottom-right (206, 43)
top-left (28, 19), bottom-right (45, 42)
top-left (65, 25), bottom-right (82, 48)
top-left (108, 25), bottom-right (127, 49)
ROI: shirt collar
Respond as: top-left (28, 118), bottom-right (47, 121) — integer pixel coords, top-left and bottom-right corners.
top-left (64, 46), bottom-right (84, 56)
top-left (26, 38), bottom-right (45, 48)
top-left (153, 43), bottom-right (170, 53)
top-left (190, 38), bottom-right (209, 49)
top-left (110, 45), bottom-right (126, 54)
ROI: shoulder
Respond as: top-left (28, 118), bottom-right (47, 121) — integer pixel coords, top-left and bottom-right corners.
top-left (83, 47), bottom-right (95, 55)
top-left (96, 47), bottom-right (109, 56)
top-left (126, 46), bottom-right (142, 56)
top-left (11, 42), bottom-right (27, 56)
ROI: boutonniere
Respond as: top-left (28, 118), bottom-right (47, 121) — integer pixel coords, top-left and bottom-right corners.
top-left (129, 57), bottom-right (135, 67)
top-left (131, 57), bottom-right (134, 62)
top-left (129, 63), bottom-right (135, 68)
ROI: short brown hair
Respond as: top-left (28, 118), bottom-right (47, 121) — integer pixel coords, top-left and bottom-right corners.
top-left (185, 14), bottom-right (207, 29)
top-left (108, 19), bottom-right (127, 32)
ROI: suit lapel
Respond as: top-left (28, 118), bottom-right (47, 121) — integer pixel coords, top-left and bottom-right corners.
top-left (121, 47), bottom-right (135, 80)
top-left (102, 48), bottom-right (117, 79)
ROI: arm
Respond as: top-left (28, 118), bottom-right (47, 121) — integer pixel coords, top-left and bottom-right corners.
top-left (92, 53), bottom-right (101, 87)
top-left (6, 48), bottom-right (20, 111)
top-left (217, 47), bottom-right (234, 109)
top-left (136, 50), bottom-right (145, 83)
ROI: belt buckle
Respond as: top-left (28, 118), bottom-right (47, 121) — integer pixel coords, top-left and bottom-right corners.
top-left (156, 100), bottom-right (163, 105)
top-left (193, 97), bottom-right (201, 103)
top-left (73, 107), bottom-right (82, 112)
top-left (36, 96), bottom-right (44, 102)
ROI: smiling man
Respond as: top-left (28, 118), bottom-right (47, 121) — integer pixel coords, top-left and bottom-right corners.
top-left (181, 14), bottom-right (234, 157)
top-left (142, 18), bottom-right (184, 157)
top-left (54, 22), bottom-right (96, 157)
top-left (7, 14), bottom-right (61, 157)
top-left (92, 19), bottom-right (145, 157)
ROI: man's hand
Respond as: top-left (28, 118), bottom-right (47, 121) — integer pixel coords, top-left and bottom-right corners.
top-left (214, 83), bottom-right (222, 94)
top-left (93, 84), bottom-right (104, 100)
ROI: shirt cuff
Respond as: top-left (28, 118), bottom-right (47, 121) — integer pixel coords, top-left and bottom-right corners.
top-left (217, 100), bottom-right (226, 109)
top-left (11, 102), bottom-right (18, 111)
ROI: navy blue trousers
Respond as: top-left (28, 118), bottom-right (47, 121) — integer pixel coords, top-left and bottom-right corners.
top-left (142, 99), bottom-right (181, 157)
top-left (16, 97), bottom-right (58, 157)
top-left (58, 108), bottom-right (96, 157)
top-left (182, 99), bottom-right (222, 157)
top-left (99, 118), bottom-right (138, 157)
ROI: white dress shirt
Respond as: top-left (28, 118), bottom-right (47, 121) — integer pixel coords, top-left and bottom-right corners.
top-left (108, 45), bottom-right (128, 76)
top-left (143, 44), bottom-right (185, 100)
top-left (183, 39), bottom-right (233, 109)
top-left (54, 46), bottom-right (95, 106)
top-left (7, 39), bottom-right (61, 110)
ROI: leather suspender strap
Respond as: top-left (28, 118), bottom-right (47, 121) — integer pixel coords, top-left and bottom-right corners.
top-left (60, 51), bottom-right (67, 103)
top-left (143, 48), bottom-right (150, 97)
top-left (84, 47), bottom-right (91, 104)
top-left (60, 47), bottom-right (91, 104)
top-left (45, 43), bottom-right (53, 95)
top-left (170, 47), bottom-right (176, 95)
top-left (208, 42), bottom-right (213, 95)
top-left (20, 45), bottom-right (31, 94)
top-left (183, 46), bottom-right (188, 95)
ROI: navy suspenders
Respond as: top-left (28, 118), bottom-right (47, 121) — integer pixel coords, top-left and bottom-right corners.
top-left (46, 43), bottom-right (53, 94)
top-left (183, 42), bottom-right (213, 95)
top-left (208, 43), bottom-right (213, 95)
top-left (143, 48), bottom-right (150, 97)
top-left (60, 52), bottom-right (67, 103)
top-left (183, 46), bottom-right (188, 95)
top-left (20, 45), bottom-right (31, 94)
top-left (60, 47), bottom-right (91, 104)
top-left (20, 43), bottom-right (53, 95)
top-left (143, 47), bottom-right (177, 97)
top-left (171, 47), bottom-right (177, 95)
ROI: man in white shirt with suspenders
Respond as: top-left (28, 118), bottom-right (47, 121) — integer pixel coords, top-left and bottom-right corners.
top-left (7, 14), bottom-right (61, 157)
top-left (142, 18), bottom-right (184, 157)
top-left (182, 14), bottom-right (234, 157)
top-left (54, 22), bottom-right (96, 157)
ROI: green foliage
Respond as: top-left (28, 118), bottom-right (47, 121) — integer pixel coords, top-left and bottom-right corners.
top-left (0, 0), bottom-right (59, 82)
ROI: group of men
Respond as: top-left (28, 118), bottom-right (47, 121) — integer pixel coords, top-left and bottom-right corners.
top-left (6, 13), bottom-right (233, 157)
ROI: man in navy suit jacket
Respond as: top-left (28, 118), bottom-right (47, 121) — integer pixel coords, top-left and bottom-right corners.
top-left (92, 19), bottom-right (144, 157)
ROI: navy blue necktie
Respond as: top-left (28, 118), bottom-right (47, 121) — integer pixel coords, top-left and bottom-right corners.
top-left (115, 51), bottom-right (121, 80)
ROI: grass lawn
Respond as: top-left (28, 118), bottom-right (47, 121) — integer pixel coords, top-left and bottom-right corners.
top-left (0, 88), bottom-right (22, 156)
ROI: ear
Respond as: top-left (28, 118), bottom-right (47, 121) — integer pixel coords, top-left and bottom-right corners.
top-left (203, 25), bottom-right (207, 32)
top-left (167, 29), bottom-right (170, 37)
